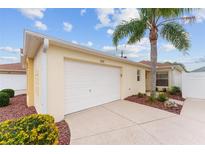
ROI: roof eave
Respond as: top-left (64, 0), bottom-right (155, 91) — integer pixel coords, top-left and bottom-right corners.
top-left (23, 30), bottom-right (150, 69)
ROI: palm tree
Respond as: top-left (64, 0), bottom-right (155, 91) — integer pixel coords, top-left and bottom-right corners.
top-left (113, 8), bottom-right (196, 97)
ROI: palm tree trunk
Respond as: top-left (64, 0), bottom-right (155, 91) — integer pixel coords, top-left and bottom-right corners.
top-left (149, 26), bottom-right (158, 97)
top-left (150, 39), bottom-right (157, 97)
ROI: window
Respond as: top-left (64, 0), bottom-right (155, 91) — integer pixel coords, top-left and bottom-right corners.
top-left (156, 72), bottom-right (168, 86)
top-left (137, 70), bottom-right (140, 81)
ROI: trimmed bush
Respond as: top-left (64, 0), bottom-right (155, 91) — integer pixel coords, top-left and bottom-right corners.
top-left (0, 114), bottom-right (58, 145)
top-left (1, 89), bottom-right (15, 98)
top-left (157, 93), bottom-right (168, 102)
top-left (0, 92), bottom-right (10, 107)
top-left (137, 92), bottom-right (144, 98)
top-left (169, 86), bottom-right (181, 95)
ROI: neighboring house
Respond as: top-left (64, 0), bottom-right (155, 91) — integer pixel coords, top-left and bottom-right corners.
top-left (191, 66), bottom-right (205, 72)
top-left (139, 61), bottom-right (185, 91)
top-left (0, 63), bottom-right (26, 95)
top-left (23, 31), bottom-right (149, 121)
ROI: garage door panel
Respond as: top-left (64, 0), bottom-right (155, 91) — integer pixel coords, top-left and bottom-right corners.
top-left (64, 60), bottom-right (120, 114)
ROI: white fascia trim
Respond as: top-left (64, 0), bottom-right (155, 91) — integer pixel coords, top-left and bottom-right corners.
top-left (41, 38), bottom-right (49, 114)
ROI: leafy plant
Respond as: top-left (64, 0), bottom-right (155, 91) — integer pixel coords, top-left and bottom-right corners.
top-left (1, 89), bottom-right (15, 98)
top-left (148, 95), bottom-right (156, 103)
top-left (157, 93), bottom-right (168, 102)
top-left (169, 86), bottom-right (181, 95)
top-left (0, 114), bottom-right (58, 145)
top-left (137, 92), bottom-right (144, 98)
top-left (0, 92), bottom-right (10, 107)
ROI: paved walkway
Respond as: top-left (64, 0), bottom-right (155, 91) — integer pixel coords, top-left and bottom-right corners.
top-left (65, 98), bottom-right (205, 144)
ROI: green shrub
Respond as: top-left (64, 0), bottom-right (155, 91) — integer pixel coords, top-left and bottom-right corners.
top-left (148, 95), bottom-right (156, 102)
top-left (137, 92), bottom-right (144, 98)
top-left (0, 92), bottom-right (10, 107)
top-left (0, 114), bottom-right (58, 145)
top-left (157, 93), bottom-right (168, 102)
top-left (169, 86), bottom-right (181, 95)
top-left (1, 89), bottom-right (15, 98)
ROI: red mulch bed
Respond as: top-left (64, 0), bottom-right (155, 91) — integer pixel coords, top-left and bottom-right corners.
top-left (0, 94), bottom-right (70, 145)
top-left (125, 95), bottom-right (183, 114)
top-left (56, 120), bottom-right (71, 145)
top-left (168, 94), bottom-right (185, 101)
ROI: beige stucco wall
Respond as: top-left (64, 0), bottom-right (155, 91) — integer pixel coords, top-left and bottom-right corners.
top-left (26, 58), bottom-right (34, 106)
top-left (33, 45), bottom-right (43, 113)
top-left (47, 44), bottom-right (146, 121)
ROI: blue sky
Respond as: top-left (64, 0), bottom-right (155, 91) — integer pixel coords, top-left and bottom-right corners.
top-left (0, 8), bottom-right (205, 71)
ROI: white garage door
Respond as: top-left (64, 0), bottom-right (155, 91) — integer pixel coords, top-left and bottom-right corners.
top-left (64, 60), bottom-right (121, 114)
top-left (182, 72), bottom-right (205, 99)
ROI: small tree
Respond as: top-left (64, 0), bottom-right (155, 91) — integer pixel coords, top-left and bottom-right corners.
top-left (113, 8), bottom-right (195, 97)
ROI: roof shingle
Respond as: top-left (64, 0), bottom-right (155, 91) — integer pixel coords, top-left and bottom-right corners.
top-left (0, 63), bottom-right (25, 73)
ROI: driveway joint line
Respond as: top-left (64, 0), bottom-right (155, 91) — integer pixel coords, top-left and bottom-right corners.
top-left (101, 105), bottom-right (137, 124)
top-left (71, 123), bottom-right (139, 141)
top-left (137, 124), bottom-right (163, 145)
top-left (137, 115), bottom-right (177, 125)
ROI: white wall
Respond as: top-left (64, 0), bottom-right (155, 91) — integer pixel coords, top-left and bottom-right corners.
top-left (172, 69), bottom-right (182, 89)
top-left (33, 44), bottom-right (47, 114)
top-left (0, 73), bottom-right (26, 92)
top-left (182, 72), bottom-right (205, 99)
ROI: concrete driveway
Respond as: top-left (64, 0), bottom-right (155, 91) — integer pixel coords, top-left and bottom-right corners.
top-left (65, 98), bottom-right (205, 144)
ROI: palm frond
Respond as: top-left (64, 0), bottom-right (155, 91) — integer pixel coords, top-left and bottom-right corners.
top-left (112, 19), bottom-right (147, 46)
top-left (156, 8), bottom-right (194, 18)
top-left (160, 22), bottom-right (190, 51)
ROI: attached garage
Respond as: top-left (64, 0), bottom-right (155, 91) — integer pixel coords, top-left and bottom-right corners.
top-left (64, 60), bottom-right (121, 114)
top-left (23, 31), bottom-right (148, 121)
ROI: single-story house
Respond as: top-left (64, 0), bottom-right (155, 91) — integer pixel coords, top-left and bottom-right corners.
top-left (139, 61), bottom-right (185, 91)
top-left (0, 63), bottom-right (26, 95)
top-left (23, 31), bottom-right (185, 121)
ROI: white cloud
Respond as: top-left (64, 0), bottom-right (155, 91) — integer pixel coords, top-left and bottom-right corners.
top-left (107, 29), bottom-right (114, 35)
top-left (103, 37), bottom-right (149, 52)
top-left (80, 9), bottom-right (86, 16)
top-left (87, 41), bottom-right (93, 47)
top-left (82, 41), bottom-right (93, 47)
top-left (34, 21), bottom-right (47, 30)
top-left (194, 9), bottom-right (205, 23)
top-left (102, 37), bottom-right (149, 59)
top-left (18, 8), bottom-right (46, 20)
top-left (95, 9), bottom-right (115, 29)
top-left (71, 40), bottom-right (93, 47)
top-left (95, 8), bottom-right (140, 29)
top-left (0, 56), bottom-right (18, 64)
top-left (161, 43), bottom-right (176, 52)
top-left (71, 40), bottom-right (78, 44)
top-left (0, 46), bottom-right (20, 52)
top-left (63, 22), bottom-right (73, 32)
